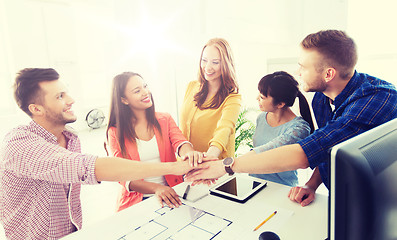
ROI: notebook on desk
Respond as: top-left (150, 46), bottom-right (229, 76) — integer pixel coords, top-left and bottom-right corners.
top-left (174, 182), bottom-right (210, 202)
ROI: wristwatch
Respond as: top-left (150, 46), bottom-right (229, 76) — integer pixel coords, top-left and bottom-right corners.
top-left (223, 157), bottom-right (235, 175)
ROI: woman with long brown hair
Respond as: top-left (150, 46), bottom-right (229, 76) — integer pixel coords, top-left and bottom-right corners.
top-left (107, 72), bottom-right (203, 211)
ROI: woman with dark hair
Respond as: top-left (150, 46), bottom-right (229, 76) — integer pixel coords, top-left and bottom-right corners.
top-left (106, 72), bottom-right (203, 211)
top-left (180, 38), bottom-right (242, 161)
top-left (249, 71), bottom-right (314, 186)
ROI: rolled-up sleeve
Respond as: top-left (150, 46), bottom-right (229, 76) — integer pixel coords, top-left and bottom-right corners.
top-left (209, 93), bottom-right (242, 152)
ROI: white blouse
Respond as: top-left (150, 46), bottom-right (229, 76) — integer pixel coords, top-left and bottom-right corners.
top-left (125, 136), bottom-right (168, 196)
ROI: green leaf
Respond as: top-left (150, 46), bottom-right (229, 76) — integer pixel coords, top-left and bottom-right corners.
top-left (234, 108), bottom-right (256, 155)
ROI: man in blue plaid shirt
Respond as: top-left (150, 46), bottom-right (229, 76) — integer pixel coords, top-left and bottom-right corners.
top-left (185, 30), bottom-right (397, 207)
top-left (291, 30), bottom-right (397, 206)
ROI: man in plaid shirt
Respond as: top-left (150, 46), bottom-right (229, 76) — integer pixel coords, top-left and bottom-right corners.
top-left (0, 68), bottom-right (201, 239)
top-left (185, 30), bottom-right (397, 207)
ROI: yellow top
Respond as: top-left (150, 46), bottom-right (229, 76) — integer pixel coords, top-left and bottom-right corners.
top-left (179, 81), bottom-right (242, 158)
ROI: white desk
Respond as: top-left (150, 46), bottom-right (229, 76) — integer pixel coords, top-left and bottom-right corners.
top-left (63, 179), bottom-right (327, 240)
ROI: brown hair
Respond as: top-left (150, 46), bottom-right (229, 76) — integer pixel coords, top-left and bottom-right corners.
top-left (301, 30), bottom-right (357, 79)
top-left (14, 68), bottom-right (59, 117)
top-left (106, 72), bottom-right (161, 158)
top-left (194, 38), bottom-right (239, 109)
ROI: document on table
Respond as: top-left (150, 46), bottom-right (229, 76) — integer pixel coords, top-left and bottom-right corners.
top-left (215, 205), bottom-right (294, 239)
top-left (117, 204), bottom-right (232, 240)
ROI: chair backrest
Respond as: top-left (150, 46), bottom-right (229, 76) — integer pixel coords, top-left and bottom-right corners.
top-left (103, 141), bottom-right (109, 156)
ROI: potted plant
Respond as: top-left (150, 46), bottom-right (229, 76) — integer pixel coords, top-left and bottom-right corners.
top-left (235, 108), bottom-right (256, 156)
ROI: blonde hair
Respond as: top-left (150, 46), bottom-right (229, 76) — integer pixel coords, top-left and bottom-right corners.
top-left (194, 38), bottom-right (239, 109)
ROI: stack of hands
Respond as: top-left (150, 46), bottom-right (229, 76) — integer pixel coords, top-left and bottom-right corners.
top-left (154, 151), bottom-right (220, 209)
top-left (181, 151), bottom-right (222, 185)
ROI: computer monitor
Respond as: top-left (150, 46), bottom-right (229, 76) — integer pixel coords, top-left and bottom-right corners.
top-left (329, 118), bottom-right (397, 240)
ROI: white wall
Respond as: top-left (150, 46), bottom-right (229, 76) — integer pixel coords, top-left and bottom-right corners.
top-left (347, 0), bottom-right (397, 86)
top-left (0, 0), bottom-right (396, 139)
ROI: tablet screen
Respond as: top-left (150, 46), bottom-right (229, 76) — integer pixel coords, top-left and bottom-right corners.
top-left (214, 176), bottom-right (263, 197)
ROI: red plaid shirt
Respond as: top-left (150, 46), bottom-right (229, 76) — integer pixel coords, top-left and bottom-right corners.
top-left (0, 121), bottom-right (98, 239)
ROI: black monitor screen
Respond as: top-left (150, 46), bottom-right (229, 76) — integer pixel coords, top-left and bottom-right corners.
top-left (329, 118), bottom-right (397, 240)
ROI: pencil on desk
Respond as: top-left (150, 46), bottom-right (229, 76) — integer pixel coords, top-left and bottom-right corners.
top-left (253, 211), bottom-right (277, 231)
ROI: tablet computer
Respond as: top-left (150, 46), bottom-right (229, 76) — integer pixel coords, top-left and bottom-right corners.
top-left (209, 175), bottom-right (267, 203)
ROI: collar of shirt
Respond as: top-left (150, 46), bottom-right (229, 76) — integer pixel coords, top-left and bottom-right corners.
top-left (28, 120), bottom-right (78, 145)
top-left (333, 70), bottom-right (360, 109)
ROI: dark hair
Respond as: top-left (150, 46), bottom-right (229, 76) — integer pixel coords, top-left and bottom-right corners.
top-left (106, 72), bottom-right (161, 158)
top-left (301, 30), bottom-right (357, 79)
top-left (194, 38), bottom-right (239, 109)
top-left (258, 71), bottom-right (314, 133)
top-left (13, 68), bottom-right (59, 117)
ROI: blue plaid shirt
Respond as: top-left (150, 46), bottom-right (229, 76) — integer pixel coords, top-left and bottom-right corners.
top-left (298, 71), bottom-right (397, 188)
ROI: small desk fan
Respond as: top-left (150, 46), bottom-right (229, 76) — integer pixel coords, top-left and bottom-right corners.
top-left (85, 109), bottom-right (105, 129)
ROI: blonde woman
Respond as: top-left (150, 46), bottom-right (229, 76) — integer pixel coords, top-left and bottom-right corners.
top-left (180, 38), bottom-right (241, 163)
